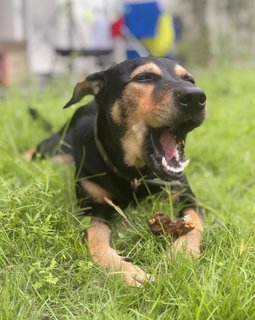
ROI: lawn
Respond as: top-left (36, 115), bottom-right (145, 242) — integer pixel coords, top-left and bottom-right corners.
top-left (0, 67), bottom-right (254, 320)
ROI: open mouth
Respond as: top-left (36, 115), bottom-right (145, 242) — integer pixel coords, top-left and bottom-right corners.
top-left (144, 124), bottom-right (194, 179)
top-left (159, 130), bottom-right (189, 174)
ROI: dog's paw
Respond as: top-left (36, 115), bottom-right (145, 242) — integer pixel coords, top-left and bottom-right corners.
top-left (22, 148), bottom-right (35, 161)
top-left (171, 232), bottom-right (201, 257)
top-left (117, 261), bottom-right (155, 287)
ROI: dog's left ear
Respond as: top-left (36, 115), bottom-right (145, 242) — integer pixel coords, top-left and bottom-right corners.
top-left (63, 71), bottom-right (105, 108)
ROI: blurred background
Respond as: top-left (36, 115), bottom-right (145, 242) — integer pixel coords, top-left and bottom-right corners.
top-left (0, 0), bottom-right (254, 89)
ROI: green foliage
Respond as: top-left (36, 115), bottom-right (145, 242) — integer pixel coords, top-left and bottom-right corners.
top-left (0, 69), bottom-right (254, 319)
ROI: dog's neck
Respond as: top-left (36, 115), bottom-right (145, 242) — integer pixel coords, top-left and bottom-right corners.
top-left (94, 113), bottom-right (185, 193)
top-left (94, 114), bottom-right (131, 180)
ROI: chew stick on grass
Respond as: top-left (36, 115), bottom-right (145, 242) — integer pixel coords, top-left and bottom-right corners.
top-left (148, 212), bottom-right (195, 238)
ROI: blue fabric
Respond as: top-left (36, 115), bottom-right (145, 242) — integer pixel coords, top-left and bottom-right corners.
top-left (124, 2), bottom-right (161, 38)
top-left (126, 50), bottom-right (140, 59)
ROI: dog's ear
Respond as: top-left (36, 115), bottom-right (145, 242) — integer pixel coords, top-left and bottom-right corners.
top-left (63, 71), bottom-right (105, 108)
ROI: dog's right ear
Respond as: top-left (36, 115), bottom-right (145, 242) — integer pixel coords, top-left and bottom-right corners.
top-left (63, 71), bottom-right (105, 108)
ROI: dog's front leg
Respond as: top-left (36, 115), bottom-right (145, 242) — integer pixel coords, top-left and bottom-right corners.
top-left (172, 208), bottom-right (203, 256)
top-left (86, 218), bottom-right (151, 287)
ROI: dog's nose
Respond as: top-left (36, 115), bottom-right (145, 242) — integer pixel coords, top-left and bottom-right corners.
top-left (176, 87), bottom-right (206, 113)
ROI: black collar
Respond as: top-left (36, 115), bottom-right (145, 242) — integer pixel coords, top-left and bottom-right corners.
top-left (93, 114), bottom-right (130, 181)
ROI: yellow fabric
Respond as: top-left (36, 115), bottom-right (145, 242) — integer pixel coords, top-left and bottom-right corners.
top-left (142, 13), bottom-right (175, 56)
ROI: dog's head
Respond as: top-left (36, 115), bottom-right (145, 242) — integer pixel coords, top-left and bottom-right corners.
top-left (65, 57), bottom-right (206, 179)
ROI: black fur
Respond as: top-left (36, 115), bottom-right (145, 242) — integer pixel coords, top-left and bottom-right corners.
top-left (33, 57), bottom-right (206, 220)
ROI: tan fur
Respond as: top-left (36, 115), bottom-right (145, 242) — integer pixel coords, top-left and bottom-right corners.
top-left (82, 181), bottom-right (112, 204)
top-left (130, 62), bottom-right (162, 79)
top-left (23, 149), bottom-right (74, 164)
top-left (124, 84), bottom-right (157, 125)
top-left (123, 81), bottom-right (176, 128)
top-left (119, 84), bottom-right (153, 167)
top-left (65, 79), bottom-right (103, 108)
top-left (87, 219), bottom-right (151, 286)
top-left (174, 64), bottom-right (189, 77)
top-left (121, 121), bottom-right (147, 167)
top-left (51, 154), bottom-right (74, 164)
top-left (110, 102), bottom-right (122, 125)
top-left (23, 148), bottom-right (36, 161)
top-left (119, 80), bottom-right (176, 167)
top-left (172, 208), bottom-right (203, 256)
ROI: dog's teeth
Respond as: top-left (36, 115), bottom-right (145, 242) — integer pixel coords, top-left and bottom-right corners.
top-left (181, 159), bottom-right (190, 169)
top-left (164, 159), bottom-right (189, 174)
top-left (162, 157), bottom-right (168, 168)
top-left (167, 165), bottom-right (182, 173)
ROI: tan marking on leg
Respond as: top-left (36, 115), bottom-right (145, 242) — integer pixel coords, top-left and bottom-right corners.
top-left (23, 148), bottom-right (35, 161)
top-left (172, 208), bottom-right (203, 256)
top-left (81, 181), bottom-right (112, 204)
top-left (130, 62), bottom-right (162, 79)
top-left (87, 219), bottom-right (151, 286)
top-left (110, 102), bottom-right (122, 125)
top-left (51, 154), bottom-right (74, 164)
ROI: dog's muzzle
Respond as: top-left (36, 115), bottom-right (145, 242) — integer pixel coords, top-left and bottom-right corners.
top-left (144, 87), bottom-right (206, 179)
top-left (175, 87), bottom-right (206, 115)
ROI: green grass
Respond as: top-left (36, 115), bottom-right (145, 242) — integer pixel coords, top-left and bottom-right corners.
top-left (0, 68), bottom-right (255, 320)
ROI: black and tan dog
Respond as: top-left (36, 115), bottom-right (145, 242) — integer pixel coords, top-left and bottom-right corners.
top-left (27, 57), bottom-right (206, 286)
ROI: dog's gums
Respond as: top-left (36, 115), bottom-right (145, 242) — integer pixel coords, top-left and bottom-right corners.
top-left (144, 127), bottom-right (189, 178)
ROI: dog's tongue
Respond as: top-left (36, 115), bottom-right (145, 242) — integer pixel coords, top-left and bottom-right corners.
top-left (160, 131), bottom-right (176, 161)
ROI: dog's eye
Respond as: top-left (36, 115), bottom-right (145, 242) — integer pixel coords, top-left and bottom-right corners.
top-left (183, 75), bottom-right (195, 84)
top-left (133, 73), bottom-right (159, 83)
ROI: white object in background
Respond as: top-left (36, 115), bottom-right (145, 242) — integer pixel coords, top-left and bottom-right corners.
top-left (0, 0), bottom-right (25, 42)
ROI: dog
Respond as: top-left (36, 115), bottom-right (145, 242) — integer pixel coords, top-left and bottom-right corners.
top-left (27, 57), bottom-right (206, 287)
